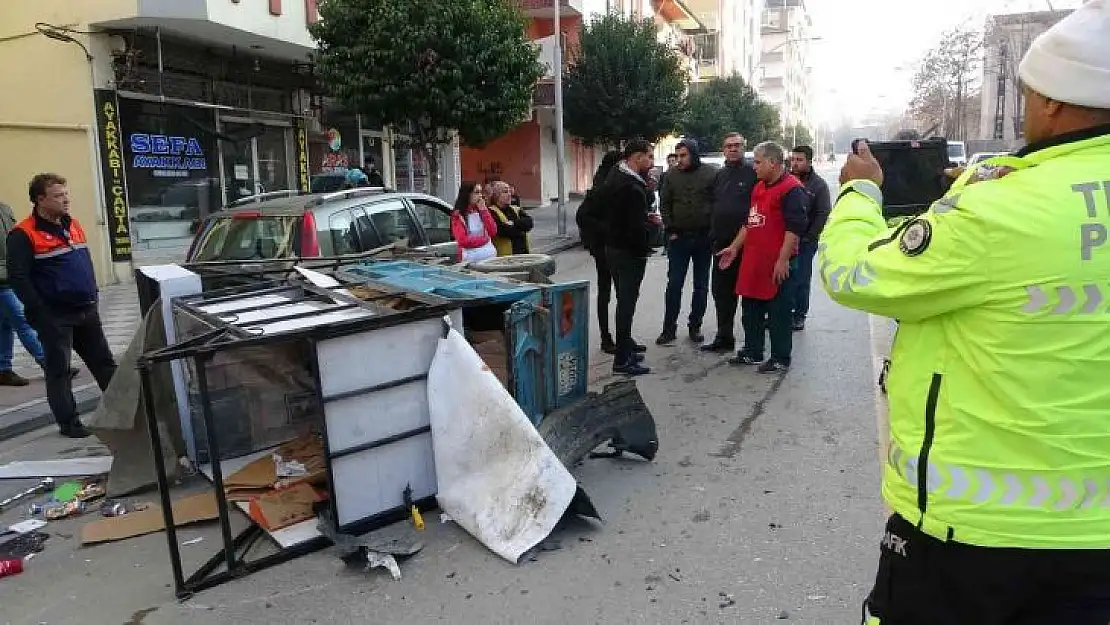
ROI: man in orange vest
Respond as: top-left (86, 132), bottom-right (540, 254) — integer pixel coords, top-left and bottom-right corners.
top-left (6, 173), bottom-right (117, 438)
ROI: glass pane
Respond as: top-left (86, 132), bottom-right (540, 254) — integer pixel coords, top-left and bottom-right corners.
top-left (367, 201), bottom-right (420, 246)
top-left (220, 123), bottom-right (257, 205)
top-left (361, 134), bottom-right (387, 187)
top-left (393, 145), bottom-right (414, 193)
top-left (191, 216), bottom-right (300, 261)
top-left (256, 127), bottom-right (290, 194)
top-left (351, 208), bottom-right (384, 249)
top-left (411, 199), bottom-right (452, 244)
top-left (329, 210), bottom-right (360, 255)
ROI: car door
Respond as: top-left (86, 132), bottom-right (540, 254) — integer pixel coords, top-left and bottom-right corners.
top-left (360, 198), bottom-right (425, 249)
top-left (407, 196), bottom-right (458, 258)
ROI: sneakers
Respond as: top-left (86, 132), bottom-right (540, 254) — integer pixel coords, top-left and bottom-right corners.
top-left (728, 353), bottom-right (762, 366)
top-left (757, 359), bottom-right (790, 374)
top-left (60, 423), bottom-right (93, 438)
top-left (0, 370), bottom-right (30, 387)
top-left (688, 326), bottom-right (704, 343)
top-left (655, 329), bottom-right (677, 346)
top-left (700, 337), bottom-right (735, 353)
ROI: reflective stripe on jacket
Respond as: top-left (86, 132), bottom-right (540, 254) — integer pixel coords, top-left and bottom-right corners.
top-left (820, 126), bottom-right (1110, 548)
top-left (12, 214), bottom-right (98, 310)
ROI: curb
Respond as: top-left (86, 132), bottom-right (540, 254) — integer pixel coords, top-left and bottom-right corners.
top-left (0, 384), bottom-right (100, 442)
top-left (537, 237), bottom-right (582, 256)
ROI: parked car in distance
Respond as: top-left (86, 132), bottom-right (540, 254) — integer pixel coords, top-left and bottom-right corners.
top-left (185, 188), bottom-right (459, 263)
top-left (968, 151), bottom-right (1008, 166)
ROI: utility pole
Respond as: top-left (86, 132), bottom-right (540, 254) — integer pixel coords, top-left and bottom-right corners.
top-left (553, 1), bottom-right (568, 237)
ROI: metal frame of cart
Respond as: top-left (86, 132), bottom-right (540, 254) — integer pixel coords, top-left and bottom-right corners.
top-left (137, 278), bottom-right (459, 598)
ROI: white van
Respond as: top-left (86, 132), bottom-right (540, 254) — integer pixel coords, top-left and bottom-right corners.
top-left (947, 141), bottom-right (968, 167)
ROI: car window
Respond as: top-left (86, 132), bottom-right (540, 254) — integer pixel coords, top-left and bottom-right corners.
top-left (366, 199), bottom-right (422, 246)
top-left (351, 207), bottom-right (385, 250)
top-left (410, 198), bottom-right (453, 245)
top-left (190, 215), bottom-right (299, 261)
top-left (329, 209), bottom-right (361, 255)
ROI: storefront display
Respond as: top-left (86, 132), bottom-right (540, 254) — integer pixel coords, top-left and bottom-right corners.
top-left (119, 98), bottom-right (220, 252)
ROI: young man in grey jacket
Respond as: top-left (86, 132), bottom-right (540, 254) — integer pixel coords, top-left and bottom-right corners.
top-left (0, 202), bottom-right (46, 386)
top-left (657, 138), bottom-right (717, 345)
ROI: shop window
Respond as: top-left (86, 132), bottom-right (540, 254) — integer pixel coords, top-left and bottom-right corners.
top-left (119, 98), bottom-right (221, 250)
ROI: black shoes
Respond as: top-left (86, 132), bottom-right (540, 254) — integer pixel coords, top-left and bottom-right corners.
top-left (700, 337), bottom-right (735, 353)
top-left (688, 326), bottom-right (704, 343)
top-left (792, 316), bottom-right (806, 331)
top-left (728, 353), bottom-right (762, 366)
top-left (60, 423), bottom-right (93, 438)
top-left (602, 336), bottom-right (647, 354)
top-left (757, 359), bottom-right (790, 374)
top-left (613, 359), bottom-right (651, 376)
top-left (0, 370), bottom-right (29, 386)
top-left (655, 329), bottom-right (677, 345)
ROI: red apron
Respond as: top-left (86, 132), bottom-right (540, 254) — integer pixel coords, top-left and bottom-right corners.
top-left (735, 174), bottom-right (802, 300)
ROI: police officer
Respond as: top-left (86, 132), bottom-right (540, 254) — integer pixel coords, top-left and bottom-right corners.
top-left (820, 2), bottom-right (1110, 622)
top-left (7, 173), bottom-right (117, 438)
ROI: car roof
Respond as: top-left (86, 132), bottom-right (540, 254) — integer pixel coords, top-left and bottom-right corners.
top-left (205, 190), bottom-right (450, 220)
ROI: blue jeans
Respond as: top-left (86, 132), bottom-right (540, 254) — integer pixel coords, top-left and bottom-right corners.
top-left (663, 231), bottom-right (712, 331)
top-left (0, 287), bottom-right (45, 371)
top-left (792, 240), bottom-right (819, 319)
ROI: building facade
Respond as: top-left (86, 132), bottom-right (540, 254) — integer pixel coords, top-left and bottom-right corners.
top-left (757, 0), bottom-right (817, 147)
top-left (0, 0), bottom-right (460, 283)
top-left (978, 9), bottom-right (1071, 146)
top-left (687, 0), bottom-right (763, 85)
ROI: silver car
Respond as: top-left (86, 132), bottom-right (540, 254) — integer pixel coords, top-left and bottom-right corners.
top-left (187, 188), bottom-right (458, 262)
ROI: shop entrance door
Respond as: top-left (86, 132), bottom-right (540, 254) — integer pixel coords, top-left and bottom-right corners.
top-left (218, 119), bottom-right (292, 206)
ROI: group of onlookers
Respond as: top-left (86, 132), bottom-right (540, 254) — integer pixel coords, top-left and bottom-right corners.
top-left (449, 180), bottom-right (534, 263)
top-left (576, 134), bottom-right (831, 376)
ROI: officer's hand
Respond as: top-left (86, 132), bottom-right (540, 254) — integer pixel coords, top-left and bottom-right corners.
top-left (840, 140), bottom-right (883, 186)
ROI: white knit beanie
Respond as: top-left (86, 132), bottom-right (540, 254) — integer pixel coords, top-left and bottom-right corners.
top-left (1018, 0), bottom-right (1110, 109)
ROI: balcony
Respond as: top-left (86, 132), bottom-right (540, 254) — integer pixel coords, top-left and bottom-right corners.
top-left (517, 0), bottom-right (585, 18)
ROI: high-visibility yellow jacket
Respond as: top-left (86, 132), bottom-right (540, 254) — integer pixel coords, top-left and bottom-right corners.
top-left (820, 126), bottom-right (1110, 548)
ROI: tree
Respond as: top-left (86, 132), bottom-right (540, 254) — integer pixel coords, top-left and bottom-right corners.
top-left (311, 0), bottom-right (544, 193)
top-left (681, 74), bottom-right (781, 149)
top-left (784, 122), bottom-right (814, 148)
top-left (563, 14), bottom-right (687, 146)
top-left (909, 26), bottom-right (983, 141)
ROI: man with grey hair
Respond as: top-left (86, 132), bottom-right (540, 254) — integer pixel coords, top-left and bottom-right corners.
top-left (716, 141), bottom-right (808, 373)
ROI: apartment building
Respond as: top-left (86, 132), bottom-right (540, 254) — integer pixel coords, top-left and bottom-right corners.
top-left (757, 0), bottom-right (817, 146)
top-left (978, 8), bottom-right (1072, 146)
top-left (685, 0), bottom-right (764, 85)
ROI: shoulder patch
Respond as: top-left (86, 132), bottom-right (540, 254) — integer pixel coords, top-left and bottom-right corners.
top-left (898, 219), bottom-right (932, 256)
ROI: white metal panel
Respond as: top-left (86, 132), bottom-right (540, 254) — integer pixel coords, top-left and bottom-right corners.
top-left (315, 316), bottom-right (444, 397)
top-left (324, 379), bottom-right (430, 453)
top-left (330, 434), bottom-right (438, 527)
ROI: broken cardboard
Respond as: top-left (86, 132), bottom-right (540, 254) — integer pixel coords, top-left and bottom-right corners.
top-left (80, 492), bottom-right (218, 546)
top-left (246, 483), bottom-right (325, 531)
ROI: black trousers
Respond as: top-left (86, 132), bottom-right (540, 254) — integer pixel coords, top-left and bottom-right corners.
top-left (605, 246), bottom-right (647, 362)
top-left (865, 514), bottom-right (1110, 625)
top-left (710, 243), bottom-right (740, 340)
top-left (33, 306), bottom-right (117, 429)
top-left (590, 246), bottom-right (614, 340)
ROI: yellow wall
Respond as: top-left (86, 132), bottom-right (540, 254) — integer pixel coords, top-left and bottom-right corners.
top-left (0, 0), bottom-right (138, 285)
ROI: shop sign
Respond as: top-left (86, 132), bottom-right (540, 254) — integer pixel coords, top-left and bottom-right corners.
top-left (128, 133), bottom-right (208, 177)
top-left (93, 89), bottom-right (133, 262)
top-left (294, 118), bottom-right (310, 192)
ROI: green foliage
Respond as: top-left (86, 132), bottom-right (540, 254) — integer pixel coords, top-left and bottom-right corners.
top-left (681, 75), bottom-right (781, 149)
top-left (310, 0), bottom-right (545, 156)
top-left (786, 122), bottom-right (814, 148)
top-left (563, 14), bottom-right (688, 146)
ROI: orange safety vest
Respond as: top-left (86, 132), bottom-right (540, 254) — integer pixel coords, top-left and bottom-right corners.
top-left (12, 214), bottom-right (98, 309)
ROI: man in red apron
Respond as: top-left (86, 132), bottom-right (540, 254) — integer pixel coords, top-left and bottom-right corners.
top-left (716, 142), bottom-right (810, 373)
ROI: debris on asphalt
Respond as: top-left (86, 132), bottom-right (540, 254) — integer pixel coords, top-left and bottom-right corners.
top-left (7, 519), bottom-right (47, 534)
top-left (0, 478), bottom-right (55, 513)
top-left (181, 537), bottom-right (204, 546)
top-left (718, 592), bottom-right (736, 608)
top-left (366, 551), bottom-right (402, 580)
top-left (0, 557), bottom-right (24, 579)
top-left (692, 510), bottom-right (711, 523)
top-left (0, 529), bottom-right (49, 561)
top-left (777, 609), bottom-right (791, 619)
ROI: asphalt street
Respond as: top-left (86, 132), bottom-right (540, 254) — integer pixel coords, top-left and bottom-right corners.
top-left (0, 166), bottom-right (891, 624)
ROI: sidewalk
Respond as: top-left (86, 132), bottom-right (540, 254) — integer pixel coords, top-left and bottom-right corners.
top-left (0, 206), bottom-right (581, 443)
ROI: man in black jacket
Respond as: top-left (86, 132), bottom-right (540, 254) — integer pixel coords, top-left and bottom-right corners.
top-left (602, 140), bottom-right (657, 376)
top-left (788, 145), bottom-right (831, 331)
top-left (657, 138), bottom-right (717, 345)
top-left (703, 133), bottom-right (758, 352)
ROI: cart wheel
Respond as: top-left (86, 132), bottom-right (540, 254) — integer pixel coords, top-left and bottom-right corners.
top-left (469, 254), bottom-right (557, 277)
